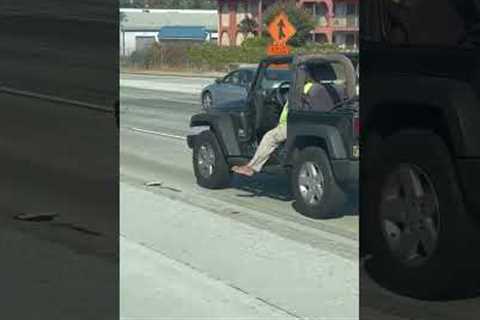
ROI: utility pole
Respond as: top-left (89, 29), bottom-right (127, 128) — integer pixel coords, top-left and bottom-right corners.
top-left (122, 29), bottom-right (126, 57)
top-left (258, 0), bottom-right (263, 34)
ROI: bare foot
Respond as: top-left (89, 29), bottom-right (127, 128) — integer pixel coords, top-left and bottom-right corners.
top-left (231, 165), bottom-right (254, 176)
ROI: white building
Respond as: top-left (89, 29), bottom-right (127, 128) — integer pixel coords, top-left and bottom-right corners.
top-left (120, 8), bottom-right (218, 56)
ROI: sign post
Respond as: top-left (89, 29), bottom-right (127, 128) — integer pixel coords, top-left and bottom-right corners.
top-left (266, 11), bottom-right (297, 56)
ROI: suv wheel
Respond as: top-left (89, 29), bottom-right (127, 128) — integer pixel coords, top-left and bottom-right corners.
top-left (291, 147), bottom-right (345, 218)
top-left (193, 130), bottom-right (231, 189)
top-left (365, 130), bottom-right (479, 298)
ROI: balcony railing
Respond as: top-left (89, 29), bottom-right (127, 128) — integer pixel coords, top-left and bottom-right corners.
top-left (331, 17), bottom-right (359, 29)
top-left (315, 16), bottom-right (328, 27)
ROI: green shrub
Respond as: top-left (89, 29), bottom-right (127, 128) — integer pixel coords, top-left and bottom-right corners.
top-left (123, 37), bottom-right (346, 72)
top-left (129, 49), bottom-right (151, 68)
top-left (241, 36), bottom-right (270, 48)
top-left (292, 42), bottom-right (342, 55)
top-left (186, 42), bottom-right (268, 71)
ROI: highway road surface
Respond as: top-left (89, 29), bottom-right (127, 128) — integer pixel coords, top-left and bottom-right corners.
top-left (0, 0), bottom-right (117, 107)
top-left (0, 92), bottom-right (118, 318)
top-left (120, 73), bottom-right (479, 320)
top-left (120, 73), bottom-right (359, 319)
top-left (0, 2), bottom-right (118, 318)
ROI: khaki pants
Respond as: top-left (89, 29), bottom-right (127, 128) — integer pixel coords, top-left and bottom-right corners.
top-left (248, 124), bottom-right (287, 172)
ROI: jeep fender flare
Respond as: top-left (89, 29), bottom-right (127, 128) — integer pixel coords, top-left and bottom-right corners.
top-left (285, 124), bottom-right (347, 166)
top-left (189, 113), bottom-right (242, 157)
top-left (363, 75), bottom-right (480, 158)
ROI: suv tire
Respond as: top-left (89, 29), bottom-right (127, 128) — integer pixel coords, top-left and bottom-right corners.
top-left (193, 130), bottom-right (231, 189)
top-left (291, 147), bottom-right (345, 219)
top-left (365, 130), bottom-right (479, 299)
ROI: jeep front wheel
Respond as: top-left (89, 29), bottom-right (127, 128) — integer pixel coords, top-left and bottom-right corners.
top-left (291, 147), bottom-right (345, 219)
top-left (193, 130), bottom-right (231, 189)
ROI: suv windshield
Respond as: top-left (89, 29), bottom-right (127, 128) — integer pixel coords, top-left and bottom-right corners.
top-left (259, 66), bottom-right (292, 90)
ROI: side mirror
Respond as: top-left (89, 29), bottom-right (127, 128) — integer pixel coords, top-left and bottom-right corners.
top-left (215, 78), bottom-right (222, 84)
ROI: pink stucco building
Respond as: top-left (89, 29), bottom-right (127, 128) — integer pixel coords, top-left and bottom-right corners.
top-left (217, 0), bottom-right (359, 48)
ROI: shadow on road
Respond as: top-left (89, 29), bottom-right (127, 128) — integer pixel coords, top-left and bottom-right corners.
top-left (231, 172), bottom-right (358, 219)
top-left (363, 256), bottom-right (480, 302)
top-left (232, 173), bottom-right (292, 202)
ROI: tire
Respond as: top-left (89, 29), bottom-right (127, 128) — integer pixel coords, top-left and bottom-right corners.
top-left (202, 92), bottom-right (213, 111)
top-left (364, 130), bottom-right (479, 299)
top-left (291, 147), bottom-right (346, 219)
top-left (192, 130), bottom-right (231, 189)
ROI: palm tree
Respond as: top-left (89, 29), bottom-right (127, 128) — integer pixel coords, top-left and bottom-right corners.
top-left (237, 17), bottom-right (259, 37)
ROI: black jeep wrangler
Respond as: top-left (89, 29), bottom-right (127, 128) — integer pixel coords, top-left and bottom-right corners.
top-left (361, 0), bottom-right (480, 298)
top-left (187, 54), bottom-right (359, 218)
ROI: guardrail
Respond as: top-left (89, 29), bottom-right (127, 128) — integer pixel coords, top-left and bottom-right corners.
top-left (0, 86), bottom-right (113, 113)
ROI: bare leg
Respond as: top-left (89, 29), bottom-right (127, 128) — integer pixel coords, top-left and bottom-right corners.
top-left (231, 125), bottom-right (287, 176)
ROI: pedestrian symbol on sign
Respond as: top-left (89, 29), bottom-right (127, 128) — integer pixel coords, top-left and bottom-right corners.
top-left (278, 19), bottom-right (286, 40)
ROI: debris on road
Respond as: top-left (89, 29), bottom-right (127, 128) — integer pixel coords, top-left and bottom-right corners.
top-left (53, 222), bottom-right (103, 237)
top-left (145, 181), bottom-right (163, 187)
top-left (145, 181), bottom-right (182, 193)
top-left (14, 212), bottom-right (58, 222)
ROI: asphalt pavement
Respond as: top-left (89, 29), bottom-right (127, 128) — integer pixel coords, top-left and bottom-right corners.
top-left (120, 73), bottom-right (359, 319)
top-left (0, 92), bottom-right (118, 319)
top-left (0, 2), bottom-right (118, 318)
top-left (0, 1), bottom-right (117, 107)
top-left (120, 73), bottom-right (480, 320)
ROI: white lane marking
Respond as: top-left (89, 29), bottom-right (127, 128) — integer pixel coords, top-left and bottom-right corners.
top-left (0, 86), bottom-right (112, 113)
top-left (119, 79), bottom-right (209, 95)
top-left (121, 94), bottom-right (199, 106)
top-left (120, 72), bottom-right (218, 81)
top-left (130, 127), bottom-right (186, 141)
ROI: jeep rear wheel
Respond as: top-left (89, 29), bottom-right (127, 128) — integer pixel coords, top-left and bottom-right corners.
top-left (291, 147), bottom-right (345, 219)
top-left (193, 130), bottom-right (231, 189)
top-left (380, 163), bottom-right (441, 267)
top-left (365, 130), bottom-right (479, 299)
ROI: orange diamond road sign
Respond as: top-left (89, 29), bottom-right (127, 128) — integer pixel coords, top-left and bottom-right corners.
top-left (267, 11), bottom-right (297, 45)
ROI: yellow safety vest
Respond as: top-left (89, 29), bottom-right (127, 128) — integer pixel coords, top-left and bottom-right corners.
top-left (278, 82), bottom-right (313, 126)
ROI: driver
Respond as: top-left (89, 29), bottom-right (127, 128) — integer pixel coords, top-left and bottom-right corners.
top-left (231, 67), bottom-right (315, 176)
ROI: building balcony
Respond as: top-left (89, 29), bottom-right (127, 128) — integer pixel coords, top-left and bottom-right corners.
top-left (330, 17), bottom-right (359, 31)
